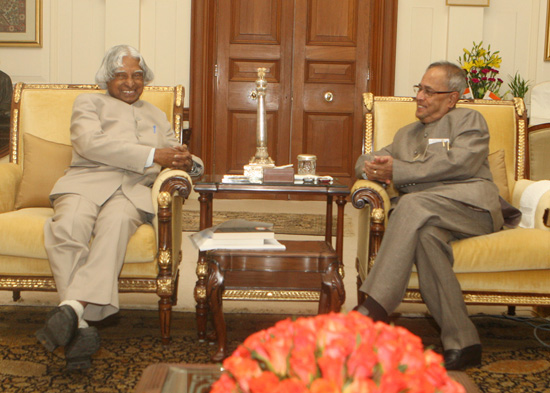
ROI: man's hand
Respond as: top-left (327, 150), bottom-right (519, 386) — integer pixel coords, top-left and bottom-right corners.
top-left (363, 155), bottom-right (393, 185)
top-left (154, 144), bottom-right (193, 171)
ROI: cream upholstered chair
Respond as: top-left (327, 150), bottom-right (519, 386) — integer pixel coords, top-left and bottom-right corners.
top-left (0, 83), bottom-right (192, 344)
top-left (352, 93), bottom-right (550, 313)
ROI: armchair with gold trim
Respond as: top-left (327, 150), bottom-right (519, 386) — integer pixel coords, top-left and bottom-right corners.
top-left (0, 83), bottom-right (193, 344)
top-left (351, 93), bottom-right (550, 313)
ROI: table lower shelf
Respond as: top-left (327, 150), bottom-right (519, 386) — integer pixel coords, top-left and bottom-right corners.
top-left (203, 240), bottom-right (346, 361)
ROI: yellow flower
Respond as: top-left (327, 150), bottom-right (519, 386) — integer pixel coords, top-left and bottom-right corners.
top-left (474, 59), bottom-right (486, 68)
top-left (489, 57), bottom-right (502, 68)
top-left (479, 49), bottom-right (487, 56)
top-left (463, 48), bottom-right (471, 55)
top-left (462, 61), bottom-right (474, 72)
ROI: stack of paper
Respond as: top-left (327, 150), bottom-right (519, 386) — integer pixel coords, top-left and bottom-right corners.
top-left (189, 219), bottom-right (286, 251)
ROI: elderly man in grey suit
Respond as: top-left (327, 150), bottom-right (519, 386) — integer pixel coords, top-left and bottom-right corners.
top-left (36, 45), bottom-right (203, 370)
top-left (354, 61), bottom-right (508, 371)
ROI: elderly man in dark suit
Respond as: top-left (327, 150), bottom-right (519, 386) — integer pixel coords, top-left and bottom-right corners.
top-left (354, 61), bottom-right (507, 371)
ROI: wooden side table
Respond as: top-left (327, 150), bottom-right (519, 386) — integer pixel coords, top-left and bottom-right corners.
top-left (193, 176), bottom-right (349, 361)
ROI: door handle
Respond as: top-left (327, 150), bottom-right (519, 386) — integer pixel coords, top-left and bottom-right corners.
top-left (324, 91), bottom-right (334, 102)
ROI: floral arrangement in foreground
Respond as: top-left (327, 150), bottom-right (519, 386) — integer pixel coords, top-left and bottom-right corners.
top-left (458, 41), bottom-right (503, 99)
top-left (211, 312), bottom-right (465, 393)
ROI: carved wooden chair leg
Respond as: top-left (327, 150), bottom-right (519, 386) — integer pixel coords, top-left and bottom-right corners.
top-left (158, 296), bottom-right (173, 346)
top-left (195, 258), bottom-right (209, 341)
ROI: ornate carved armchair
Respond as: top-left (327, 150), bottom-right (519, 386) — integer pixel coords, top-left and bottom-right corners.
top-left (0, 83), bottom-right (192, 344)
top-left (352, 93), bottom-right (550, 313)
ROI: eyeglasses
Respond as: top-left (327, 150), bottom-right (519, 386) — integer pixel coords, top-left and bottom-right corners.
top-left (413, 84), bottom-right (454, 97)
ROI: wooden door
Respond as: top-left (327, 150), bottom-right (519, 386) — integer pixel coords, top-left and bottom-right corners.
top-left (213, 0), bottom-right (294, 175)
top-left (190, 0), bottom-right (397, 192)
top-left (290, 0), bottom-right (369, 180)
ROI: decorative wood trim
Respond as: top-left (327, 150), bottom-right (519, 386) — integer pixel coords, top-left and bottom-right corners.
top-left (368, 0), bottom-right (398, 96)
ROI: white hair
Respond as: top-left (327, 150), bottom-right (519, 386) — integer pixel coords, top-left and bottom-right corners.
top-left (94, 45), bottom-right (154, 89)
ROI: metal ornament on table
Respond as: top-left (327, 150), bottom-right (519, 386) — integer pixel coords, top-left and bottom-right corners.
top-left (244, 67), bottom-right (275, 182)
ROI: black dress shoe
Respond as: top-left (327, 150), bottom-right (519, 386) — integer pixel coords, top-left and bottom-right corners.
top-left (35, 305), bottom-right (78, 352)
top-left (65, 327), bottom-right (101, 370)
top-left (444, 344), bottom-right (482, 370)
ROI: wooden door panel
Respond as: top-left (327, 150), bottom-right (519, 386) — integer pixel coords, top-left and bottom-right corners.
top-left (227, 111), bottom-right (279, 173)
top-left (231, 0), bottom-right (281, 43)
top-left (227, 82), bottom-right (282, 110)
top-left (303, 112), bottom-right (353, 177)
top-left (229, 60), bottom-right (280, 82)
top-left (307, 0), bottom-right (357, 45)
top-left (305, 61), bottom-right (355, 84)
top-left (302, 84), bottom-right (356, 110)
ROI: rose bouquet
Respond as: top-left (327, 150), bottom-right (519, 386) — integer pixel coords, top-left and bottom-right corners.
top-left (211, 312), bottom-right (465, 393)
top-left (458, 41), bottom-right (503, 99)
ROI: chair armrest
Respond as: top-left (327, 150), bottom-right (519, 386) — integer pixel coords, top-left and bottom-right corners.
top-left (512, 179), bottom-right (550, 231)
top-left (351, 179), bottom-right (391, 219)
top-left (351, 179), bottom-right (393, 282)
top-left (151, 169), bottom-right (193, 282)
top-left (0, 163), bottom-right (22, 213)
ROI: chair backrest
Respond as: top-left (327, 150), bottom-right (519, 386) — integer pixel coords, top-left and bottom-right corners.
top-left (361, 93), bottom-right (528, 197)
top-left (9, 83), bottom-right (185, 166)
top-left (529, 81), bottom-right (550, 126)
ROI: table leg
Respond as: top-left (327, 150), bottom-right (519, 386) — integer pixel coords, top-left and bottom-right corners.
top-left (319, 261), bottom-right (345, 313)
top-left (207, 260), bottom-right (227, 362)
top-left (335, 195), bottom-right (347, 267)
top-left (195, 192), bottom-right (213, 341)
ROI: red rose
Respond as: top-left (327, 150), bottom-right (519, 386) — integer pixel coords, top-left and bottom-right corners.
top-left (310, 378), bottom-right (341, 393)
top-left (249, 371), bottom-right (280, 393)
top-left (210, 373), bottom-right (238, 393)
top-left (273, 378), bottom-right (308, 393)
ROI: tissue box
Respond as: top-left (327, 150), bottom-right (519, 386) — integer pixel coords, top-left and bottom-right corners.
top-left (263, 167), bottom-right (294, 183)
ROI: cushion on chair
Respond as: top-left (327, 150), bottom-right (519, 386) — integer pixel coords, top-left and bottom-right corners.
top-left (0, 208), bottom-right (157, 262)
top-left (487, 149), bottom-right (510, 202)
top-left (451, 228), bottom-right (550, 273)
top-left (15, 134), bottom-right (72, 209)
top-left (408, 269), bottom-right (550, 294)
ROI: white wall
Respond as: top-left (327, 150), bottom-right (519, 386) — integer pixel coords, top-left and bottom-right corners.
top-left (396, 0), bottom-right (550, 109)
top-left (0, 0), bottom-right (192, 105)
top-left (2, 0), bottom-right (549, 105)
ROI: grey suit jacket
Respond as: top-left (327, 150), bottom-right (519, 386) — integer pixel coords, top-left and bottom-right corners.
top-left (50, 93), bottom-right (179, 214)
top-left (355, 108), bottom-right (504, 231)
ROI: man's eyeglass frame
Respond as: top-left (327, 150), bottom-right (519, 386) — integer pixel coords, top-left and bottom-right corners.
top-left (413, 84), bottom-right (455, 97)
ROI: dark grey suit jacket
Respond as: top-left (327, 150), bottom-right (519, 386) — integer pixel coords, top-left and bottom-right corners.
top-left (355, 108), bottom-right (504, 231)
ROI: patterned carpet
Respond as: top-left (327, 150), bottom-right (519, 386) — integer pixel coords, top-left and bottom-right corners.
top-left (0, 306), bottom-right (549, 392)
top-left (181, 210), bottom-right (354, 236)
